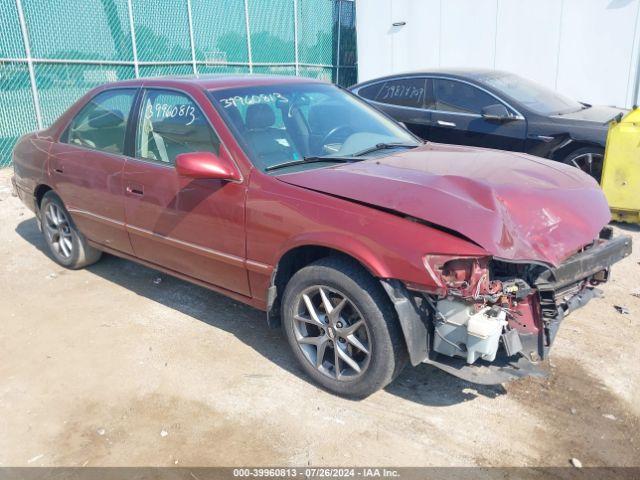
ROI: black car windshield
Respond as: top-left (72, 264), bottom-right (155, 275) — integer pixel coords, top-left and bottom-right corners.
top-left (209, 83), bottom-right (419, 173)
top-left (476, 72), bottom-right (584, 115)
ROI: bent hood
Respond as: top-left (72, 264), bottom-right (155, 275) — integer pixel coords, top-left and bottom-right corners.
top-left (277, 143), bottom-right (611, 266)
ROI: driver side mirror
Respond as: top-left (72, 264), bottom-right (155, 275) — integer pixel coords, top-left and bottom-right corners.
top-left (175, 150), bottom-right (241, 181)
top-left (481, 104), bottom-right (513, 122)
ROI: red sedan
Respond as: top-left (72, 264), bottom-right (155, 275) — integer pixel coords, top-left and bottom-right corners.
top-left (11, 75), bottom-right (632, 397)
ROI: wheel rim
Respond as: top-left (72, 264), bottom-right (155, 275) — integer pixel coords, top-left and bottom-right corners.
top-left (569, 152), bottom-right (604, 182)
top-left (293, 285), bottom-right (371, 381)
top-left (43, 203), bottom-right (73, 259)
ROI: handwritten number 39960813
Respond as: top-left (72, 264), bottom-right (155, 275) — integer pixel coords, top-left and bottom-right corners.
top-left (146, 103), bottom-right (196, 126)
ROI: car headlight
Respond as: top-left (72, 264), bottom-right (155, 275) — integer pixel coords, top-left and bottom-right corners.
top-left (423, 255), bottom-right (492, 297)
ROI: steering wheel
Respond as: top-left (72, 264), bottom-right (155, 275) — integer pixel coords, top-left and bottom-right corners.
top-left (321, 125), bottom-right (355, 149)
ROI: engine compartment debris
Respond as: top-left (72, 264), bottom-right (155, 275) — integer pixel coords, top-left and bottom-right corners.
top-left (417, 229), bottom-right (631, 380)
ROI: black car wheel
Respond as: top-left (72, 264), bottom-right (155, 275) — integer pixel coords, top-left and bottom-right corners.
top-left (40, 191), bottom-right (102, 269)
top-left (562, 147), bottom-right (605, 183)
top-left (282, 256), bottom-right (407, 398)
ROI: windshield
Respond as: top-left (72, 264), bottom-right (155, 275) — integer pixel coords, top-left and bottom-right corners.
top-left (476, 72), bottom-right (584, 115)
top-left (209, 83), bottom-right (418, 172)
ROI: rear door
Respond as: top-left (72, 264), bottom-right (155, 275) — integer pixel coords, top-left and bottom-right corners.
top-left (49, 88), bottom-right (137, 254)
top-left (122, 87), bottom-right (249, 295)
top-left (430, 78), bottom-right (526, 151)
top-left (356, 77), bottom-right (432, 139)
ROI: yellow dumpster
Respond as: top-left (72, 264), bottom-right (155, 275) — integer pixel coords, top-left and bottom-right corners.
top-left (601, 108), bottom-right (640, 224)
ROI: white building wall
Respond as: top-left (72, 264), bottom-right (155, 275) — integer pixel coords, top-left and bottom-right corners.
top-left (356, 0), bottom-right (640, 108)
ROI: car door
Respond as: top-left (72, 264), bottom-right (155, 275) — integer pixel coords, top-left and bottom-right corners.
top-left (48, 88), bottom-right (137, 255)
top-left (430, 78), bottom-right (526, 151)
top-left (122, 87), bottom-right (249, 295)
top-left (355, 77), bottom-right (432, 139)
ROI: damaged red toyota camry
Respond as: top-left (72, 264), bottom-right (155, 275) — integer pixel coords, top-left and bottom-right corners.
top-left (11, 76), bottom-right (632, 398)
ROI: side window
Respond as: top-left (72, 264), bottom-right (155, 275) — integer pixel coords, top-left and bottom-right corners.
top-left (136, 89), bottom-right (220, 165)
top-left (374, 78), bottom-right (427, 108)
top-left (433, 79), bottom-right (498, 114)
top-left (357, 82), bottom-right (385, 102)
top-left (65, 89), bottom-right (136, 155)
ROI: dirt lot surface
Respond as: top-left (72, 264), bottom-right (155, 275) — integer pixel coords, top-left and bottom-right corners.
top-left (0, 168), bottom-right (639, 467)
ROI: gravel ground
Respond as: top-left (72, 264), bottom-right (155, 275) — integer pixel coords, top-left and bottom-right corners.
top-left (0, 168), bottom-right (639, 467)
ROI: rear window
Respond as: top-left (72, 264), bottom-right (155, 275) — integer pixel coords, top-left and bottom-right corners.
top-left (359, 78), bottom-right (427, 109)
top-left (64, 89), bottom-right (136, 155)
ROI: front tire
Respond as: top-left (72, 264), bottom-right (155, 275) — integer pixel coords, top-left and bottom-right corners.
top-left (282, 256), bottom-right (407, 398)
top-left (40, 191), bottom-right (102, 269)
top-left (562, 147), bottom-right (605, 183)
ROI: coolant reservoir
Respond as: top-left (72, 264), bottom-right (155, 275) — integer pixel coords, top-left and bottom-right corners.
top-left (433, 299), bottom-right (507, 364)
top-left (466, 308), bottom-right (507, 364)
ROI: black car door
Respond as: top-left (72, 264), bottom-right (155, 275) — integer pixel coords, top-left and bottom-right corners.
top-left (430, 78), bottom-right (526, 151)
top-left (356, 77), bottom-right (432, 139)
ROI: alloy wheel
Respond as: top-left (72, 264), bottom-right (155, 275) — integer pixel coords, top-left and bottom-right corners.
top-left (569, 152), bottom-right (604, 182)
top-left (43, 203), bottom-right (74, 259)
top-left (293, 285), bottom-right (371, 381)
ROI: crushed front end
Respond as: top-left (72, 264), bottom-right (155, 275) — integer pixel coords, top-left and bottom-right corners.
top-left (402, 228), bottom-right (632, 384)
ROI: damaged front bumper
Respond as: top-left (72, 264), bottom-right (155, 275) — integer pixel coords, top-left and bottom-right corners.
top-left (383, 231), bottom-right (633, 385)
top-left (534, 232), bottom-right (632, 357)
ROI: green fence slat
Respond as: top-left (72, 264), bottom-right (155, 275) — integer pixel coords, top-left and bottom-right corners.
top-left (299, 66), bottom-right (335, 83)
top-left (197, 65), bottom-right (250, 75)
top-left (0, 0), bottom-right (357, 169)
top-left (0, 0), bottom-right (26, 58)
top-left (35, 64), bottom-right (135, 126)
top-left (192, 0), bottom-right (249, 64)
top-left (247, 0), bottom-right (295, 64)
top-left (253, 65), bottom-right (296, 76)
top-left (132, 0), bottom-right (191, 62)
top-left (0, 63), bottom-right (37, 167)
top-left (22, 0), bottom-right (134, 61)
top-left (139, 64), bottom-right (194, 78)
top-left (298, 0), bottom-right (336, 66)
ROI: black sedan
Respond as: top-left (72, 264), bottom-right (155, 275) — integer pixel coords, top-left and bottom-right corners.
top-left (350, 69), bottom-right (627, 181)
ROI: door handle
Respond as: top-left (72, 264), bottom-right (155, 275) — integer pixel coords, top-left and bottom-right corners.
top-left (126, 185), bottom-right (144, 196)
top-left (53, 167), bottom-right (64, 174)
top-left (436, 120), bottom-right (457, 128)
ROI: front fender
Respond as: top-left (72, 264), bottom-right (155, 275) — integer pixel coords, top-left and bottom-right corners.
top-left (274, 231), bottom-right (396, 280)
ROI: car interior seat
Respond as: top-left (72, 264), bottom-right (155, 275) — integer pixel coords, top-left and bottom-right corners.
top-left (223, 104), bottom-right (247, 134)
top-left (244, 103), bottom-right (299, 168)
top-left (72, 108), bottom-right (126, 153)
top-left (150, 114), bottom-right (219, 163)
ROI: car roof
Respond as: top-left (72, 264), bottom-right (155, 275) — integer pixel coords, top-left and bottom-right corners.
top-left (351, 69), bottom-right (509, 87)
top-left (103, 74), bottom-right (326, 91)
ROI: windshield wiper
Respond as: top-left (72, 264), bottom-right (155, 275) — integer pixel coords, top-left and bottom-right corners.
top-left (353, 142), bottom-right (419, 157)
top-left (265, 156), bottom-right (358, 172)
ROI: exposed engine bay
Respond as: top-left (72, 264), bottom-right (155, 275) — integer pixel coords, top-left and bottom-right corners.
top-left (397, 227), bottom-right (633, 384)
top-left (425, 254), bottom-right (551, 366)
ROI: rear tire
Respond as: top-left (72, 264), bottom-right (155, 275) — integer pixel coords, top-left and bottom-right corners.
top-left (282, 256), bottom-right (407, 398)
top-left (562, 146), bottom-right (604, 183)
top-left (40, 191), bottom-right (102, 269)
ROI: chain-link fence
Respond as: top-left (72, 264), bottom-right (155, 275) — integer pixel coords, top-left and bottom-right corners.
top-left (0, 0), bottom-right (357, 167)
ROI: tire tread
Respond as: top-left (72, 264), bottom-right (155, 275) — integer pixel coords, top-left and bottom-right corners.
top-left (282, 255), bottom-right (407, 398)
